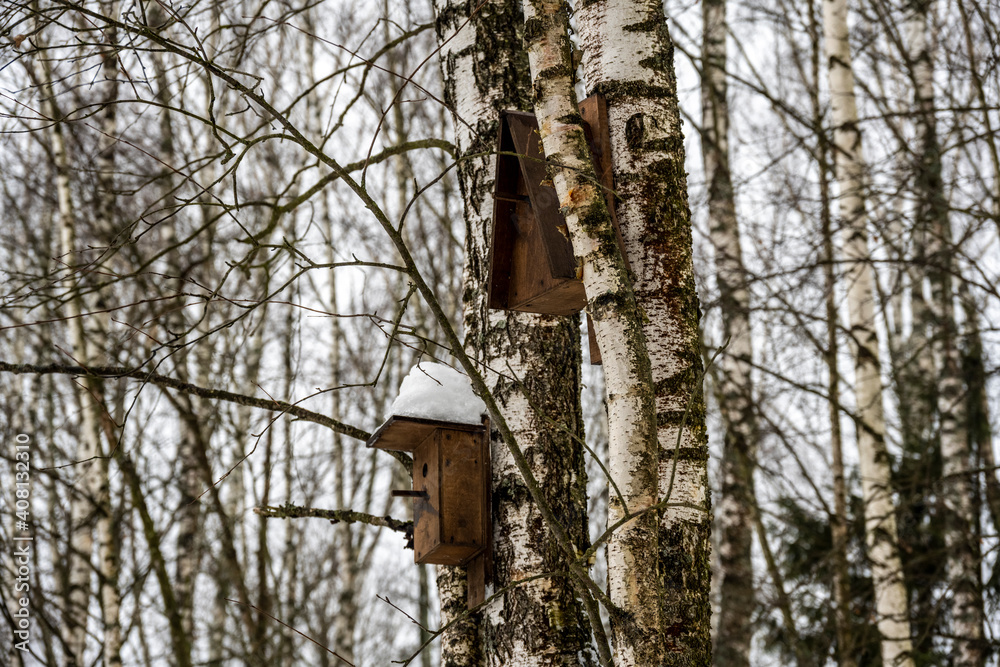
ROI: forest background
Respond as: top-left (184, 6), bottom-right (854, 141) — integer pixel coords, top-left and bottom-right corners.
top-left (0, 0), bottom-right (997, 665)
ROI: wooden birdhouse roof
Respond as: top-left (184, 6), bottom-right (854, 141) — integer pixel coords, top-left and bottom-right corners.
top-left (367, 415), bottom-right (486, 453)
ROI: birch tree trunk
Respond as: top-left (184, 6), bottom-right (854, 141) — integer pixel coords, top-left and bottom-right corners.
top-left (38, 42), bottom-right (104, 667)
top-left (147, 7), bottom-right (203, 654)
top-left (435, 2), bottom-right (597, 665)
top-left (327, 214), bottom-right (359, 667)
top-left (518, 1), bottom-right (664, 661)
top-left (575, 0), bottom-right (712, 662)
top-left (823, 1), bottom-right (915, 664)
top-left (94, 9), bottom-right (123, 663)
top-left (906, 4), bottom-right (984, 661)
top-left (119, 448), bottom-right (193, 667)
top-left (701, 0), bottom-right (756, 662)
top-left (808, 1), bottom-right (855, 658)
top-left (821, 127), bottom-right (856, 667)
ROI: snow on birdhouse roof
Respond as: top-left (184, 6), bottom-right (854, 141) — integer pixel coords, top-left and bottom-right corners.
top-left (386, 362), bottom-right (487, 426)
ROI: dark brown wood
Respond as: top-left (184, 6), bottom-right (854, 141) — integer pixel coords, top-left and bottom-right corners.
top-left (579, 93), bottom-right (622, 366)
top-left (488, 110), bottom-right (586, 316)
top-left (467, 553), bottom-right (486, 609)
top-left (487, 94), bottom-right (623, 321)
top-left (366, 415), bottom-right (484, 453)
top-left (369, 416), bottom-right (489, 567)
top-left (488, 118), bottom-right (520, 310)
top-left (507, 113), bottom-right (578, 280)
top-left (391, 489), bottom-right (429, 498)
top-left (587, 313), bottom-right (602, 365)
top-left (579, 94), bottom-right (629, 274)
top-left (494, 194), bottom-right (531, 204)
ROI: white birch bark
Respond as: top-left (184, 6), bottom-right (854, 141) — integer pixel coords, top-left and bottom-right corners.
top-left (823, 1), bottom-right (915, 664)
top-left (804, 2), bottom-right (856, 653)
top-left (38, 44), bottom-right (103, 667)
top-left (520, 0), bottom-right (712, 662)
top-left (94, 10), bottom-right (123, 663)
top-left (430, 14), bottom-right (483, 660)
top-left (701, 0), bottom-right (756, 662)
top-left (821, 131), bottom-right (856, 667)
top-left (576, 0), bottom-right (712, 661)
top-left (906, 5), bottom-right (984, 660)
top-left (435, 2), bottom-right (598, 664)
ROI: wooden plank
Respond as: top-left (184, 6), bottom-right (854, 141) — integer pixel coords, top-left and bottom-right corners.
top-left (413, 434), bottom-right (440, 564)
top-left (494, 194), bottom-right (530, 204)
top-left (513, 277), bottom-right (586, 316)
top-left (580, 94), bottom-right (631, 273)
top-left (488, 116), bottom-right (520, 310)
top-left (587, 312), bottom-right (602, 365)
top-left (438, 429), bottom-right (485, 550)
top-left (467, 553), bottom-right (486, 609)
top-left (481, 419), bottom-right (493, 587)
top-left (507, 113), bottom-right (578, 280)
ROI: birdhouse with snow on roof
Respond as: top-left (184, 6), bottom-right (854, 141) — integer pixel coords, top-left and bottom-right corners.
top-left (368, 414), bottom-right (489, 567)
top-left (366, 364), bottom-right (490, 567)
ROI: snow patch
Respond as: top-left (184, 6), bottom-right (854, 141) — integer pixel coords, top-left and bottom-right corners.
top-left (387, 362), bottom-right (486, 425)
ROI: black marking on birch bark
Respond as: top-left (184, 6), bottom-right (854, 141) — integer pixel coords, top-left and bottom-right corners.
top-left (623, 18), bottom-right (663, 33)
top-left (590, 80), bottom-right (674, 103)
top-left (657, 445), bottom-right (710, 462)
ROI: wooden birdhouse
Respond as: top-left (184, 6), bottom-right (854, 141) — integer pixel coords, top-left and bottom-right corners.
top-left (488, 108), bottom-right (586, 316)
top-left (368, 415), bottom-right (489, 565)
top-left (488, 94), bottom-right (626, 364)
top-left (368, 415), bottom-right (491, 607)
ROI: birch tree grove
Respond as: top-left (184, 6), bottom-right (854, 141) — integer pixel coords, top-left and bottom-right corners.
top-left (1, 0), bottom-right (999, 665)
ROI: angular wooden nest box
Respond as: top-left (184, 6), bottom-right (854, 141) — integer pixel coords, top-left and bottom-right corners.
top-left (367, 416), bottom-right (489, 567)
top-left (489, 94), bottom-right (626, 363)
top-left (488, 109), bottom-right (585, 316)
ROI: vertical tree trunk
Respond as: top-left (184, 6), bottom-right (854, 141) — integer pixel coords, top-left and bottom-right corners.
top-left (435, 2), bottom-right (598, 665)
top-left (38, 44), bottom-right (102, 667)
top-left (576, 0), bottom-right (712, 662)
top-left (517, 0), bottom-right (663, 663)
top-left (807, 0), bottom-right (855, 657)
top-left (701, 0), bottom-right (756, 662)
top-left (148, 10), bottom-right (203, 650)
top-left (963, 289), bottom-right (1000, 537)
top-left (822, 0), bottom-right (915, 664)
top-left (821, 142), bottom-right (856, 667)
top-left (906, 3), bottom-right (984, 661)
top-left (324, 197), bottom-right (359, 665)
top-left (119, 448), bottom-right (193, 667)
